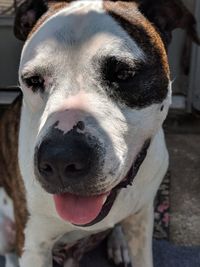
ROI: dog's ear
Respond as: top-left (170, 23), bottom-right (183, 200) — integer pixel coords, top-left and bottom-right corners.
top-left (138, 0), bottom-right (200, 46)
top-left (14, 0), bottom-right (48, 41)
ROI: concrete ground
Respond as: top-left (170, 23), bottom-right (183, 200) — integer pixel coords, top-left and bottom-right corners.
top-left (164, 113), bottom-right (200, 246)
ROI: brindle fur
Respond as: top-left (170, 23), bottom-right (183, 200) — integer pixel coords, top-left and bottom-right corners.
top-left (0, 98), bottom-right (27, 255)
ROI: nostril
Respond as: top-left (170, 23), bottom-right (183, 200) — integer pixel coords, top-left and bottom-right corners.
top-left (65, 162), bottom-right (86, 174)
top-left (40, 163), bottom-right (54, 175)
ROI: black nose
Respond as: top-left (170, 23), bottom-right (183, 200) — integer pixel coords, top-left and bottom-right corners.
top-left (35, 129), bottom-right (99, 192)
top-left (38, 141), bottom-right (90, 177)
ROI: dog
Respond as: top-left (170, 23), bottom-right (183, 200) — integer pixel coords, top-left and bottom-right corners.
top-left (0, 0), bottom-right (199, 267)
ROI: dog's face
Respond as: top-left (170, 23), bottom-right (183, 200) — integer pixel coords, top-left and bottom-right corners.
top-left (15, 0), bottom-right (198, 226)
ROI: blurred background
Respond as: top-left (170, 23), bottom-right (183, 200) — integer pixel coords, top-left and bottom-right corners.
top-left (0, 0), bottom-right (199, 266)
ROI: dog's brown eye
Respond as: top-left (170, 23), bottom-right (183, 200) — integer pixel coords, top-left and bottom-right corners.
top-left (102, 56), bottom-right (136, 85)
top-left (24, 75), bottom-right (45, 92)
top-left (116, 69), bottom-right (136, 82)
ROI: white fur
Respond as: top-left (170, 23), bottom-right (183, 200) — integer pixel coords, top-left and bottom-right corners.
top-left (17, 2), bottom-right (171, 267)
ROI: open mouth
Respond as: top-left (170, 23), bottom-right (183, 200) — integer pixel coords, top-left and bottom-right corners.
top-left (53, 139), bottom-right (151, 227)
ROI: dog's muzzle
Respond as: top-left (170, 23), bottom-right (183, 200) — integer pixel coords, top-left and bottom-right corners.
top-left (34, 124), bottom-right (151, 227)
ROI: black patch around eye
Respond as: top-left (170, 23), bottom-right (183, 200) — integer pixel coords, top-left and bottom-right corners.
top-left (23, 75), bottom-right (45, 93)
top-left (101, 56), bottom-right (137, 85)
top-left (96, 12), bottom-right (170, 109)
top-left (98, 55), bottom-right (169, 109)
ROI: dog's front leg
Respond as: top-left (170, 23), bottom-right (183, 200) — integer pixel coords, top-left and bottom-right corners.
top-left (20, 216), bottom-right (66, 267)
top-left (121, 203), bottom-right (154, 267)
top-left (20, 249), bottom-right (51, 267)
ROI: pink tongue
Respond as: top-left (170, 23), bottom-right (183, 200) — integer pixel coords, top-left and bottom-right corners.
top-left (53, 192), bottom-right (108, 225)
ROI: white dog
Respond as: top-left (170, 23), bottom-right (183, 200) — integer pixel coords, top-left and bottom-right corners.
top-left (0, 1), bottom-right (199, 267)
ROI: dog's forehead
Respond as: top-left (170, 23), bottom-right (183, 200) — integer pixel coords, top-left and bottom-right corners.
top-left (20, 0), bottom-right (169, 88)
top-left (20, 1), bottom-right (168, 73)
top-left (26, 2), bottom-right (138, 47)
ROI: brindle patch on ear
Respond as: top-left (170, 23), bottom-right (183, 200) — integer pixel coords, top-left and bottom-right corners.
top-left (138, 0), bottom-right (200, 46)
top-left (14, 0), bottom-right (48, 41)
top-left (14, 0), bottom-right (73, 41)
